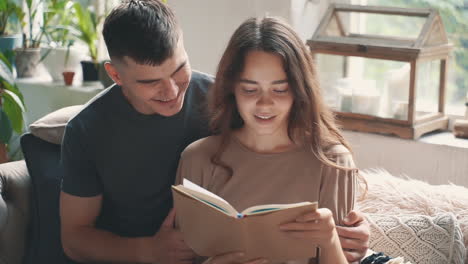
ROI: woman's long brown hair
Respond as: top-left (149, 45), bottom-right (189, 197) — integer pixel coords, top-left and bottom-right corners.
top-left (209, 17), bottom-right (357, 177)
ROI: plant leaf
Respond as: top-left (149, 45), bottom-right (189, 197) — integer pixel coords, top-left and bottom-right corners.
top-left (72, 2), bottom-right (98, 62)
top-left (0, 107), bottom-right (13, 144)
top-left (0, 53), bottom-right (14, 84)
top-left (2, 81), bottom-right (25, 106)
top-left (2, 89), bottom-right (25, 134)
top-left (26, 0), bottom-right (33, 10)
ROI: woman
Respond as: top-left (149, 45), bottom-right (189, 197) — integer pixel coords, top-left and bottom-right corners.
top-left (176, 17), bottom-right (358, 264)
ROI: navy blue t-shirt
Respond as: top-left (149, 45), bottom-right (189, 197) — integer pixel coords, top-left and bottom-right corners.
top-left (61, 71), bottom-right (213, 237)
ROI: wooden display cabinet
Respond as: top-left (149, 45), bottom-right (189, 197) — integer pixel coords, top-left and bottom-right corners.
top-left (308, 4), bottom-right (453, 139)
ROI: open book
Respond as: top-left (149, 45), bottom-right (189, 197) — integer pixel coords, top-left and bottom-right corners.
top-left (172, 179), bottom-right (319, 262)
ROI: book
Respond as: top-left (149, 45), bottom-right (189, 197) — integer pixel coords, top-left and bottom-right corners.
top-left (172, 179), bottom-right (319, 262)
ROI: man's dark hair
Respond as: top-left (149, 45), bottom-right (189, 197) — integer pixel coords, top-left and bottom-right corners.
top-left (103, 0), bottom-right (179, 65)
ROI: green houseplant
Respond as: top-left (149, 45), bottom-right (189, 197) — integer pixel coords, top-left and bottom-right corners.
top-left (15, 0), bottom-right (48, 77)
top-left (16, 0), bottom-right (63, 77)
top-left (0, 0), bottom-right (24, 53)
top-left (0, 50), bottom-right (25, 163)
top-left (41, 0), bottom-right (83, 82)
top-left (72, 1), bottom-right (101, 82)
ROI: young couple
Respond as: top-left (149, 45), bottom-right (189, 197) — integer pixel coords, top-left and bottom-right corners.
top-left (59, 0), bottom-right (369, 263)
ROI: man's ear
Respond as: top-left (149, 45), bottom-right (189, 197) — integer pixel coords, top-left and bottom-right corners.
top-left (104, 62), bottom-right (122, 85)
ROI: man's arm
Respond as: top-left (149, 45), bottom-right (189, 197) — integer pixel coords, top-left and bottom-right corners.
top-left (60, 191), bottom-right (152, 263)
top-left (336, 210), bottom-right (370, 263)
top-left (60, 192), bottom-right (196, 264)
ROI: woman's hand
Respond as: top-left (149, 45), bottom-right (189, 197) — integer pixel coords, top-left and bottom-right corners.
top-left (203, 252), bottom-right (268, 264)
top-left (279, 208), bottom-right (339, 249)
top-left (336, 210), bottom-right (370, 263)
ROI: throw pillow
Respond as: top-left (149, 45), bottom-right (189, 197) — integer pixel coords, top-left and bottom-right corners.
top-left (357, 168), bottom-right (468, 264)
top-left (367, 213), bottom-right (465, 264)
top-left (29, 105), bottom-right (83, 145)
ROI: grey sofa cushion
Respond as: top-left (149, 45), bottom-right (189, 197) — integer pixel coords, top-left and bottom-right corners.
top-left (21, 133), bottom-right (72, 264)
top-left (0, 160), bottom-right (30, 264)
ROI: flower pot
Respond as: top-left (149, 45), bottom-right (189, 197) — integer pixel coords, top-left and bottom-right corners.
top-left (15, 48), bottom-right (41, 78)
top-left (80, 60), bottom-right (99, 82)
top-left (0, 34), bottom-right (22, 53)
top-left (41, 47), bottom-right (83, 81)
top-left (62, 71), bottom-right (75, 86)
top-left (62, 72), bottom-right (75, 86)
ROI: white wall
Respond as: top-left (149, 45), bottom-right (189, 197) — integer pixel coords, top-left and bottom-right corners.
top-left (345, 131), bottom-right (468, 188)
top-left (169, 0), bottom-right (330, 75)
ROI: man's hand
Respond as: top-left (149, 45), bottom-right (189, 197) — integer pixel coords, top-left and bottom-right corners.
top-left (336, 210), bottom-right (370, 263)
top-left (152, 209), bottom-right (197, 264)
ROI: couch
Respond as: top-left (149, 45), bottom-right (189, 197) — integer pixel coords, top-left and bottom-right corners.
top-left (0, 106), bottom-right (466, 264)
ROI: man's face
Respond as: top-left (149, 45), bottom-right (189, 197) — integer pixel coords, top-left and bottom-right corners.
top-left (107, 40), bottom-right (191, 117)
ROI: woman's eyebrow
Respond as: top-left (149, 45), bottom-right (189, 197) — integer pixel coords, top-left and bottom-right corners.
top-left (239, 79), bottom-right (257, 84)
top-left (272, 79), bottom-right (288, 84)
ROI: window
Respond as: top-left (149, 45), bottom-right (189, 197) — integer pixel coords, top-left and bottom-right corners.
top-left (351, 0), bottom-right (468, 116)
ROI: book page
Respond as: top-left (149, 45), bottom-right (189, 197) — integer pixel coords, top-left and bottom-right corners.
top-left (180, 179), bottom-right (239, 216)
top-left (242, 201), bottom-right (317, 216)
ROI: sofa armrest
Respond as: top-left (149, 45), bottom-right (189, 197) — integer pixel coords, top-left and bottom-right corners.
top-left (0, 160), bottom-right (31, 264)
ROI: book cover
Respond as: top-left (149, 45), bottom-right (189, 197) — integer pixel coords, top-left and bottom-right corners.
top-left (172, 179), bottom-right (319, 262)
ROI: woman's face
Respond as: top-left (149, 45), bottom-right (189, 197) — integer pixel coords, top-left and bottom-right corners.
top-left (234, 51), bottom-right (294, 138)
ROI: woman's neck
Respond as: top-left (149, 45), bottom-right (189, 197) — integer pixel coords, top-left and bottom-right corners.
top-left (234, 127), bottom-right (296, 154)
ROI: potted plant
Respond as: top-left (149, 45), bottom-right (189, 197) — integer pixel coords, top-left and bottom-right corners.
top-left (41, 0), bottom-right (83, 82)
top-left (62, 40), bottom-right (76, 85)
top-left (0, 50), bottom-right (25, 163)
top-left (0, 0), bottom-right (24, 53)
top-left (15, 0), bottom-right (47, 77)
top-left (72, 2), bottom-right (101, 82)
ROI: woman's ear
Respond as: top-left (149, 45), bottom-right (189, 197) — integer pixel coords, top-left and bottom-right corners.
top-left (104, 62), bottom-right (122, 85)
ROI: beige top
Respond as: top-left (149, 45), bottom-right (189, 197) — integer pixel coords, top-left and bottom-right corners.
top-left (176, 135), bottom-right (357, 263)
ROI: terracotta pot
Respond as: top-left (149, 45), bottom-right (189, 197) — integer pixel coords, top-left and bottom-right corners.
top-left (62, 71), bottom-right (75, 86)
top-left (0, 143), bottom-right (8, 164)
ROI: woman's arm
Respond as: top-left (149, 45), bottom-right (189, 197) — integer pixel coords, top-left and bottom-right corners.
top-left (319, 146), bottom-right (367, 263)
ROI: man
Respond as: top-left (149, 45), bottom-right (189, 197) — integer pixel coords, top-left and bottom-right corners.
top-left (59, 0), bottom-right (369, 263)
